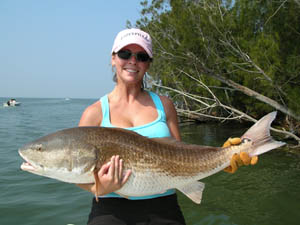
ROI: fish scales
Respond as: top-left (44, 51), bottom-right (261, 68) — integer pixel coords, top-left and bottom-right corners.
top-left (83, 127), bottom-right (226, 177)
top-left (19, 112), bottom-right (285, 203)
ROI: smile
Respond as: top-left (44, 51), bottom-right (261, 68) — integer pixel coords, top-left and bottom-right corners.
top-left (125, 68), bottom-right (138, 73)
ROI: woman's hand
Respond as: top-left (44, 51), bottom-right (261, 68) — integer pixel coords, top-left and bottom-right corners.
top-left (222, 138), bottom-right (258, 173)
top-left (92, 155), bottom-right (131, 200)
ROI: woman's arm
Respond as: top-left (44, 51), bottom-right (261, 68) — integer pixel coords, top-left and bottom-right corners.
top-left (78, 101), bottom-right (102, 127)
top-left (77, 101), bottom-right (131, 196)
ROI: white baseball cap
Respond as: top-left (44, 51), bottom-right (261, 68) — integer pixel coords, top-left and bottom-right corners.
top-left (111, 28), bottom-right (153, 58)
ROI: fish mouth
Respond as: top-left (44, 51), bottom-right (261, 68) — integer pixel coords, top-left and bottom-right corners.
top-left (20, 162), bottom-right (36, 171)
top-left (19, 150), bottom-right (37, 172)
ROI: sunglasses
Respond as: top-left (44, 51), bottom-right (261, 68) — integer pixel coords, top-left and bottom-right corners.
top-left (117, 50), bottom-right (151, 62)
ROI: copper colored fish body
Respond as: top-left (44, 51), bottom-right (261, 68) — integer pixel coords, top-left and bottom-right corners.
top-left (19, 112), bottom-right (285, 204)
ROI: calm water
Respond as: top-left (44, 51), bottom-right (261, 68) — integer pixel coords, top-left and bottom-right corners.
top-left (1, 97), bottom-right (299, 225)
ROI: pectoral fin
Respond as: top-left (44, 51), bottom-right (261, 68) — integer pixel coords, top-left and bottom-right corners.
top-left (93, 170), bottom-right (100, 202)
top-left (177, 181), bottom-right (205, 204)
top-left (115, 192), bottom-right (130, 199)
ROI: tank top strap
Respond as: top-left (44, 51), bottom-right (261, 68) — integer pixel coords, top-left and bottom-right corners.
top-left (99, 95), bottom-right (112, 127)
top-left (147, 91), bottom-right (166, 120)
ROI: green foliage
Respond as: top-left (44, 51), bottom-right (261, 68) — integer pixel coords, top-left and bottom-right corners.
top-left (135, 0), bottom-right (300, 118)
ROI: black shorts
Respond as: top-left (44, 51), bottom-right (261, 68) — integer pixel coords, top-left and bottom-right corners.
top-left (87, 194), bottom-right (186, 225)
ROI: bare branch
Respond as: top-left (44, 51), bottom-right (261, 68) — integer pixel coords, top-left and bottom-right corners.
top-left (265, 0), bottom-right (288, 26)
top-left (153, 81), bottom-right (300, 144)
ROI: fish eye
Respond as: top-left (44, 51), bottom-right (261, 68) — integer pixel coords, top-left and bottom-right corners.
top-left (35, 144), bottom-right (43, 151)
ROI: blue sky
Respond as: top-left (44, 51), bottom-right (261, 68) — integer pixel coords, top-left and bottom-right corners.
top-left (0, 0), bottom-right (145, 99)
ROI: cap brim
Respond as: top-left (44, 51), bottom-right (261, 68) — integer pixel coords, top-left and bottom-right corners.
top-left (112, 39), bottom-right (152, 58)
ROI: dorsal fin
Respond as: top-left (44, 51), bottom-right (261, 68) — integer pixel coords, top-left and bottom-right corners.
top-left (151, 137), bottom-right (221, 151)
top-left (151, 137), bottom-right (179, 144)
top-left (151, 137), bottom-right (197, 148)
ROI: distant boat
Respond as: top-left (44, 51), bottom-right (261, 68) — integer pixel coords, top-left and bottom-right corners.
top-left (3, 99), bottom-right (21, 107)
top-left (65, 98), bottom-right (70, 101)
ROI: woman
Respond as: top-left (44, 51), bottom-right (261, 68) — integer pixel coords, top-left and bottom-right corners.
top-left (78, 28), bottom-right (186, 225)
top-left (77, 28), bottom-right (257, 225)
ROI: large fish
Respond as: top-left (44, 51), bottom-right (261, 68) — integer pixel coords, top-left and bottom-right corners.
top-left (19, 111), bottom-right (285, 204)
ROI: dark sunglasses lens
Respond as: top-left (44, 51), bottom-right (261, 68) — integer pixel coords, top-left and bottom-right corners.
top-left (117, 50), bottom-right (150, 62)
top-left (117, 50), bottom-right (131, 60)
top-left (137, 53), bottom-right (150, 62)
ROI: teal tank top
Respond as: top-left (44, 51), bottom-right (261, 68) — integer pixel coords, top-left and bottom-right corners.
top-left (99, 91), bottom-right (175, 199)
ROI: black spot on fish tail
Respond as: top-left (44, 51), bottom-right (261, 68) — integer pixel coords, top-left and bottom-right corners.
top-left (242, 138), bottom-right (251, 144)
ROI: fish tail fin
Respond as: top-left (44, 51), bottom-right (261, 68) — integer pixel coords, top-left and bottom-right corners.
top-left (241, 111), bottom-right (285, 157)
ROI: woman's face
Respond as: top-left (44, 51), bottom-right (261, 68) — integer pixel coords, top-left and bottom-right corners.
top-left (111, 44), bottom-right (150, 86)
